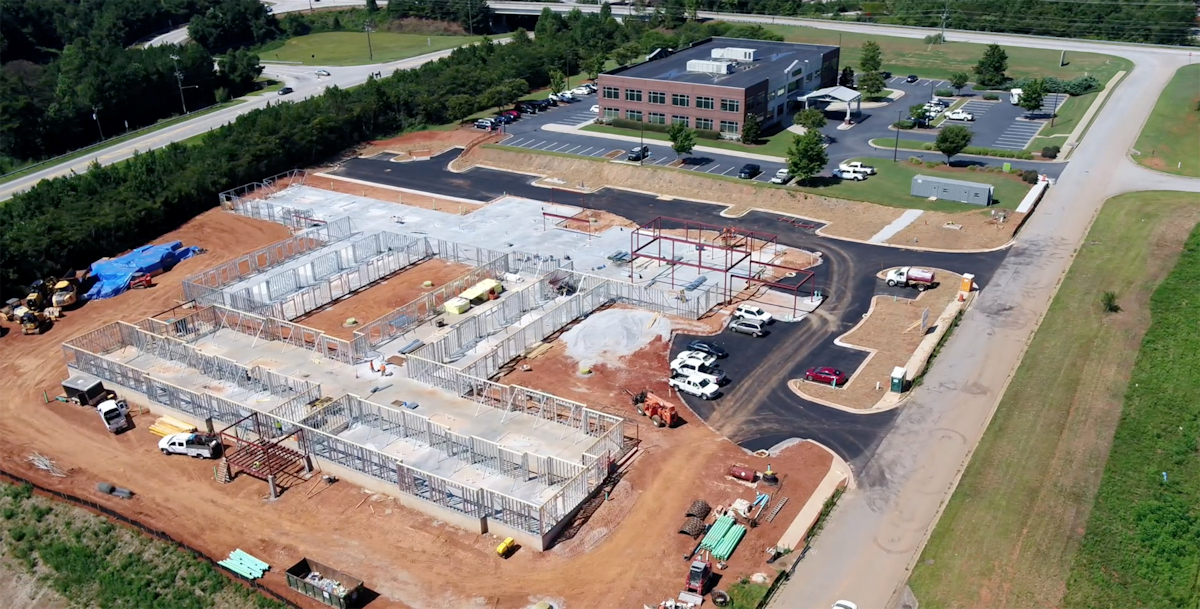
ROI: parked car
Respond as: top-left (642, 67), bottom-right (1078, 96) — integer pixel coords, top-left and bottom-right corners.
top-left (686, 340), bottom-right (727, 358)
top-left (543, 96), bottom-right (559, 107)
top-left (945, 109), bottom-right (975, 121)
top-left (571, 86), bottom-right (592, 96)
top-left (590, 104), bottom-right (600, 113)
top-left (769, 168), bottom-right (792, 184)
top-left (492, 114), bottom-right (512, 125)
top-left (515, 102), bottom-right (539, 114)
top-left (905, 74), bottom-right (919, 83)
top-left (669, 372), bottom-right (720, 399)
top-left (627, 146), bottom-right (651, 161)
top-left (501, 109), bottom-right (520, 120)
top-left (734, 304), bottom-right (772, 323)
top-left (804, 366), bottom-right (847, 386)
top-left (552, 92), bottom-right (577, 102)
top-left (881, 72), bottom-right (892, 80)
top-left (672, 350), bottom-right (718, 368)
top-left (728, 319), bottom-right (766, 337)
top-left (832, 168), bottom-right (869, 181)
top-left (277, 86), bottom-right (294, 95)
top-left (582, 82), bottom-right (597, 92)
top-left (737, 164), bottom-right (761, 179)
top-left (671, 358), bottom-right (726, 384)
top-left (315, 69), bottom-right (331, 77)
top-left (159, 433), bottom-right (222, 458)
top-left (474, 118), bottom-right (496, 129)
top-left (837, 161), bottom-right (876, 175)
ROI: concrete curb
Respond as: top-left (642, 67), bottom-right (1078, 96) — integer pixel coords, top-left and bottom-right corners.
top-left (1067, 70), bottom-right (1127, 159)
top-left (542, 122), bottom-right (789, 163)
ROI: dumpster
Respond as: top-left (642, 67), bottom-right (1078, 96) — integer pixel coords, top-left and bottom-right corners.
top-left (285, 557), bottom-right (363, 609)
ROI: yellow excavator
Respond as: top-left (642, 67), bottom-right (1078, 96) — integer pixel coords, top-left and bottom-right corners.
top-left (51, 278), bottom-right (80, 309)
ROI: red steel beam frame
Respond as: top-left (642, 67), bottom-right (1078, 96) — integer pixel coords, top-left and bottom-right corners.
top-left (218, 412), bottom-right (303, 482)
top-left (629, 217), bottom-right (780, 302)
top-left (731, 259), bottom-right (817, 316)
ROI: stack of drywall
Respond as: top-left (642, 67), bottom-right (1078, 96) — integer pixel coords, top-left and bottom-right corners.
top-left (148, 416), bottom-right (196, 437)
top-left (219, 549), bottom-right (269, 580)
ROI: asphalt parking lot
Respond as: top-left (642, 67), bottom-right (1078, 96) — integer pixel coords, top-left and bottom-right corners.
top-left (334, 153), bottom-right (1010, 466)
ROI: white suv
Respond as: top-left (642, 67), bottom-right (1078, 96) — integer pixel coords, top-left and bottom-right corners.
top-left (734, 304), bottom-right (772, 323)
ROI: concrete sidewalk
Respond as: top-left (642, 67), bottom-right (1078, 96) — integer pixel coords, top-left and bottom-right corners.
top-left (541, 123), bottom-right (789, 163)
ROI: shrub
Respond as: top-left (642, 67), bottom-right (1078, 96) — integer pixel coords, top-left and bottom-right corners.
top-left (982, 93), bottom-right (1000, 101)
top-left (935, 88), bottom-right (954, 97)
top-left (924, 161), bottom-right (938, 168)
top-left (967, 165), bottom-right (978, 171)
top-left (894, 119), bottom-right (916, 129)
top-left (1101, 291), bottom-right (1121, 313)
top-left (923, 33), bottom-right (945, 44)
top-left (1041, 145), bottom-right (1060, 159)
top-left (1021, 169), bottom-right (1039, 184)
top-left (1009, 74), bottom-right (1101, 96)
top-left (921, 143), bottom-right (935, 150)
top-left (908, 156), bottom-right (923, 164)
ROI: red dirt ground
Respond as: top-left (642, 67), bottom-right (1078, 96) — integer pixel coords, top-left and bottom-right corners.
top-left (295, 259), bottom-right (471, 339)
top-left (0, 214), bottom-right (832, 609)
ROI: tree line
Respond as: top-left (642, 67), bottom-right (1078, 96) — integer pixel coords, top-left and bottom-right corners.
top-left (0, 7), bottom-right (730, 295)
top-left (0, 0), bottom-right (265, 173)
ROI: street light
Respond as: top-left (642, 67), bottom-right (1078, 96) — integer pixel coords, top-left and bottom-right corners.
top-left (92, 105), bottom-right (105, 140)
top-left (639, 116), bottom-right (645, 166)
top-left (893, 110), bottom-right (902, 162)
top-left (170, 54), bottom-right (189, 114)
top-left (364, 22), bottom-right (375, 61)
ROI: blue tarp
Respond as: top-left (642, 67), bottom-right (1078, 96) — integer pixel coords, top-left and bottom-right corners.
top-left (85, 241), bottom-right (203, 300)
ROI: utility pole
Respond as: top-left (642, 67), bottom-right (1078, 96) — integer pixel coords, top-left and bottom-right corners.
top-left (466, 0), bottom-right (474, 35)
top-left (640, 118), bottom-right (645, 166)
top-left (940, 0), bottom-right (950, 40)
top-left (92, 106), bottom-right (105, 140)
top-left (365, 22), bottom-right (374, 61)
top-left (170, 54), bottom-right (189, 114)
top-left (893, 110), bottom-right (901, 162)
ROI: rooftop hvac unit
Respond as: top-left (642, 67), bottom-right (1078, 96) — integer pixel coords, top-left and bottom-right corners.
top-left (686, 59), bottom-right (735, 75)
top-left (710, 47), bottom-right (757, 62)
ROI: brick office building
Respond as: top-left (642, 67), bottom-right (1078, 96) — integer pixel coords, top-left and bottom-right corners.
top-left (595, 37), bottom-right (840, 137)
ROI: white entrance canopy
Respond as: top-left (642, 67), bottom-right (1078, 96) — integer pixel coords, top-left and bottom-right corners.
top-left (795, 86), bottom-right (863, 120)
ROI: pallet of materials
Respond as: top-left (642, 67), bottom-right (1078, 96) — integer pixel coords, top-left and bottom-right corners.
top-left (148, 415), bottom-right (196, 437)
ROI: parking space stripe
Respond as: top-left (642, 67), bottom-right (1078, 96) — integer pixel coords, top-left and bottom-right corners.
top-left (721, 167), bottom-right (734, 175)
top-left (706, 165), bottom-right (720, 173)
top-left (564, 145), bottom-right (581, 154)
top-left (508, 138), bottom-right (527, 146)
top-left (578, 147), bottom-right (595, 156)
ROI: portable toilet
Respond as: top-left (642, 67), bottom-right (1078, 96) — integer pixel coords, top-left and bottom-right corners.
top-left (960, 273), bottom-right (975, 292)
top-left (890, 367), bottom-right (907, 393)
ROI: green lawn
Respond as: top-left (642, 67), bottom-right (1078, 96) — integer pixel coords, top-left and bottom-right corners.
top-left (583, 123), bottom-right (798, 157)
top-left (764, 25), bottom-right (1132, 84)
top-left (1029, 91), bottom-right (1095, 143)
top-left (1133, 64), bottom-right (1200, 177)
top-left (909, 192), bottom-right (1200, 609)
top-left (868, 137), bottom-right (1036, 161)
top-left (0, 99), bottom-right (244, 186)
top-left (261, 32), bottom-right (490, 66)
top-left (1062, 200), bottom-right (1200, 608)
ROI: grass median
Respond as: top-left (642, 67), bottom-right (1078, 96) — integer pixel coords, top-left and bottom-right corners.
top-left (908, 191), bottom-right (1200, 608)
top-left (1133, 63), bottom-right (1200, 177)
top-left (582, 123), bottom-right (798, 158)
top-left (260, 31), bottom-right (490, 66)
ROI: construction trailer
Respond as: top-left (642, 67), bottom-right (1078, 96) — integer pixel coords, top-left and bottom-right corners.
top-left (911, 175), bottom-right (994, 206)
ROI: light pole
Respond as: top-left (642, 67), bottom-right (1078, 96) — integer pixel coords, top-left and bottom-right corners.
top-left (364, 22), bottom-right (374, 61)
top-left (639, 117), bottom-right (645, 166)
top-left (170, 54), bottom-right (189, 114)
top-left (92, 106), bottom-right (105, 140)
top-left (893, 110), bottom-right (902, 162)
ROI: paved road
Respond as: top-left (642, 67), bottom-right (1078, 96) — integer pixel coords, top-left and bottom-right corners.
top-left (334, 153), bottom-right (1009, 465)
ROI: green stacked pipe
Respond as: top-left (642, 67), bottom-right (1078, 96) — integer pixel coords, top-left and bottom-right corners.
top-left (700, 515), bottom-right (734, 550)
top-left (218, 549), bottom-right (270, 580)
top-left (712, 524), bottom-right (747, 561)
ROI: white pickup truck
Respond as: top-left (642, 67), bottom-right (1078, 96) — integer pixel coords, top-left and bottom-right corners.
top-left (885, 267), bottom-right (937, 291)
top-left (838, 161), bottom-right (877, 175)
top-left (669, 372), bottom-right (720, 399)
top-left (159, 433), bottom-right (222, 458)
top-left (670, 356), bottom-right (726, 384)
top-left (97, 398), bottom-right (130, 433)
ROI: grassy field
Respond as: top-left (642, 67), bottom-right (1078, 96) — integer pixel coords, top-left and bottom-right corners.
top-left (1062, 202), bottom-right (1200, 608)
top-left (1028, 91), bottom-right (1095, 145)
top-left (0, 482), bottom-right (284, 609)
top-left (869, 137), bottom-right (1036, 160)
top-left (1133, 64), bottom-right (1200, 177)
top-left (261, 32), bottom-right (488, 66)
top-left (0, 100), bottom-right (244, 186)
top-left (764, 26), bottom-right (1131, 84)
top-left (908, 191), bottom-right (1200, 609)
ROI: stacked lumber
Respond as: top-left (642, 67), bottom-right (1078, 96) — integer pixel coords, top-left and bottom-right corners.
top-left (219, 549), bottom-right (269, 580)
top-left (148, 415), bottom-right (196, 437)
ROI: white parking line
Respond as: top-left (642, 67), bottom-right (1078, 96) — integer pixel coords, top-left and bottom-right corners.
top-left (721, 167), bottom-right (734, 175)
top-left (508, 138), bottom-right (528, 146)
top-left (578, 147), bottom-right (595, 156)
top-left (935, 80), bottom-right (945, 86)
top-left (564, 145), bottom-right (581, 154)
top-left (554, 142), bottom-right (574, 152)
top-left (591, 149), bottom-right (609, 157)
top-left (706, 165), bottom-right (721, 173)
top-left (534, 141), bottom-right (555, 150)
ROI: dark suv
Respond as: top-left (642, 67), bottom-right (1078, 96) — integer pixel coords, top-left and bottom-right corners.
top-left (737, 164), bottom-right (761, 179)
top-left (627, 146), bottom-right (651, 161)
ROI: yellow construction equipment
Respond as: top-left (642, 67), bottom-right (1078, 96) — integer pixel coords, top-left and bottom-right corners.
top-left (17, 306), bottom-right (50, 335)
top-left (51, 279), bottom-right (78, 308)
top-left (0, 298), bottom-right (21, 322)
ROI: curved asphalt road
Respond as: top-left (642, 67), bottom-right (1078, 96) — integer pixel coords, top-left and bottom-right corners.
top-left (334, 153), bottom-right (1007, 467)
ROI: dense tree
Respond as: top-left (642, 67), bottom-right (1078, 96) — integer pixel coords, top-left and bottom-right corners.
top-left (188, 0), bottom-right (279, 55)
top-left (949, 72), bottom-right (970, 95)
top-left (909, 103), bottom-right (929, 126)
top-left (935, 125), bottom-right (973, 163)
top-left (858, 71), bottom-right (886, 100)
top-left (793, 108), bottom-right (827, 131)
top-left (219, 49), bottom-right (264, 92)
top-left (974, 44), bottom-right (1009, 88)
top-left (740, 113), bottom-right (761, 145)
top-left (548, 69), bottom-right (567, 95)
top-left (859, 41), bottom-right (882, 74)
top-left (787, 130), bottom-right (827, 185)
top-left (668, 122), bottom-right (696, 158)
top-left (838, 67), bottom-right (856, 89)
top-left (1017, 78), bottom-right (1047, 116)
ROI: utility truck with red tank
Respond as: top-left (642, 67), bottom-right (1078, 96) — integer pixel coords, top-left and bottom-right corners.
top-left (885, 267), bottom-right (937, 291)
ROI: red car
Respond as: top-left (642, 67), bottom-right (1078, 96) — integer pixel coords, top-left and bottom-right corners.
top-left (804, 367), bottom-right (847, 385)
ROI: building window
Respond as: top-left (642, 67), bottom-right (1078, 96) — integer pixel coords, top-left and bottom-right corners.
top-left (720, 99), bottom-right (740, 113)
top-left (720, 120), bottom-right (739, 134)
top-left (625, 89), bottom-right (642, 102)
top-left (787, 80), bottom-right (801, 93)
top-left (604, 108), bottom-right (619, 119)
top-left (696, 96), bottom-right (715, 110)
top-left (672, 115), bottom-right (689, 126)
top-left (648, 91), bottom-right (666, 105)
top-left (603, 86), bottom-right (620, 100)
top-left (626, 109), bottom-right (643, 121)
top-left (672, 94), bottom-right (690, 107)
top-left (695, 117), bottom-right (713, 130)
top-left (648, 112), bottom-right (665, 124)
